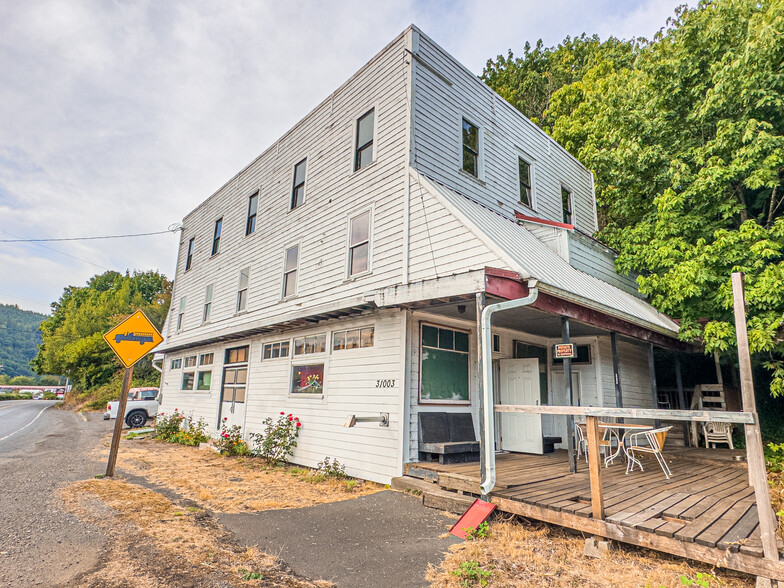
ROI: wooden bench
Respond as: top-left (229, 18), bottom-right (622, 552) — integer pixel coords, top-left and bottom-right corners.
top-left (418, 412), bottom-right (480, 464)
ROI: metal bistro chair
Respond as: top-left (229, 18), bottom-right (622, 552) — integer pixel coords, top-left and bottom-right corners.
top-left (625, 426), bottom-right (673, 479)
top-left (575, 422), bottom-right (620, 467)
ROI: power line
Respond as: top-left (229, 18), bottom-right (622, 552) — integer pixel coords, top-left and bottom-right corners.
top-left (0, 227), bottom-right (181, 243)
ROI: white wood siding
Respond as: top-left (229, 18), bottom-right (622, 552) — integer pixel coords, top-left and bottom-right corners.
top-left (410, 29), bottom-right (597, 234)
top-left (166, 31), bottom-right (410, 347)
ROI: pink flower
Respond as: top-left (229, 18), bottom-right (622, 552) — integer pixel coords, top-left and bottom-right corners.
top-left (288, 416), bottom-right (293, 421)
top-left (280, 411), bottom-right (285, 415)
top-left (296, 422), bottom-right (302, 428)
top-left (174, 408), bottom-right (178, 412)
top-left (223, 417), bottom-right (228, 421)
top-left (287, 414), bottom-right (292, 417)
top-left (294, 417), bottom-right (299, 421)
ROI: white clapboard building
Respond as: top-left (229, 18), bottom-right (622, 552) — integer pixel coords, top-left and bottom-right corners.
top-left (156, 26), bottom-right (683, 484)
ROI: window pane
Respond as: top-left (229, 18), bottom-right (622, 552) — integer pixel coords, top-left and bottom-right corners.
top-left (438, 328), bottom-right (454, 350)
top-left (263, 344), bottom-right (272, 359)
top-left (233, 387), bottom-right (246, 403)
top-left (462, 147), bottom-right (477, 176)
top-left (180, 298), bottom-right (187, 312)
top-left (292, 184), bottom-right (304, 208)
top-left (357, 109), bottom-right (374, 147)
top-left (235, 368), bottom-right (247, 384)
top-left (224, 369), bottom-right (236, 384)
top-left (358, 144), bottom-right (373, 169)
top-left (237, 289), bottom-right (247, 312)
top-left (184, 356), bottom-right (197, 368)
top-left (291, 364), bottom-right (324, 394)
top-left (350, 212), bottom-right (370, 246)
top-left (285, 246), bottom-right (298, 272)
top-left (283, 270), bottom-right (297, 297)
top-left (454, 331), bottom-right (469, 352)
top-left (200, 353), bottom-right (213, 365)
top-left (345, 329), bottom-right (360, 350)
top-left (205, 284), bottom-right (213, 303)
top-left (294, 337), bottom-right (305, 355)
top-left (280, 341), bottom-right (290, 357)
top-left (422, 325), bottom-right (438, 348)
top-left (519, 159), bottom-right (531, 206)
top-left (562, 188), bottom-right (572, 224)
top-left (248, 193), bottom-right (258, 216)
top-left (197, 371), bottom-right (211, 390)
top-left (350, 243), bottom-right (369, 275)
top-left (333, 331), bottom-right (345, 351)
top-left (294, 160), bottom-right (306, 186)
top-left (462, 119), bottom-right (478, 150)
top-left (360, 327), bottom-right (374, 348)
top-left (420, 348), bottom-right (469, 401)
top-left (181, 372), bottom-right (194, 390)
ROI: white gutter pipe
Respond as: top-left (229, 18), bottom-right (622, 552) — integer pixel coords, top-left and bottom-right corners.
top-left (479, 279), bottom-right (539, 495)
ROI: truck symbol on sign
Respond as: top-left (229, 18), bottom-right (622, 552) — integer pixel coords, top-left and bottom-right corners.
top-left (114, 332), bottom-right (155, 345)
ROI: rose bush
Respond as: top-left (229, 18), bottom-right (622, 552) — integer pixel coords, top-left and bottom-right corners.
top-left (249, 412), bottom-right (301, 465)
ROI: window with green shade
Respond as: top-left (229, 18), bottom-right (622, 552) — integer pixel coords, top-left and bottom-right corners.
top-left (197, 371), bottom-right (211, 391)
top-left (420, 324), bottom-right (470, 403)
top-left (181, 372), bottom-right (194, 390)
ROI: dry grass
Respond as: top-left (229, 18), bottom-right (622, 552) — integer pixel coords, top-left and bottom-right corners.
top-left (426, 518), bottom-right (755, 588)
top-left (104, 437), bottom-right (381, 514)
top-left (61, 477), bottom-right (332, 587)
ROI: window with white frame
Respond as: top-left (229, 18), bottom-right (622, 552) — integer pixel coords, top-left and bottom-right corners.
top-left (185, 237), bottom-right (194, 271)
top-left (348, 211), bottom-right (370, 276)
top-left (354, 108), bottom-right (375, 171)
top-left (518, 158), bottom-right (532, 208)
top-left (221, 345), bottom-right (249, 408)
top-left (420, 324), bottom-right (470, 403)
top-left (196, 370), bottom-right (212, 391)
top-left (183, 355), bottom-right (197, 368)
top-left (177, 297), bottom-right (186, 332)
top-left (294, 334), bottom-right (326, 355)
top-left (282, 245), bottom-right (298, 298)
top-left (181, 371), bottom-right (195, 390)
top-left (211, 218), bottom-right (222, 256)
top-left (236, 267), bottom-right (250, 312)
top-left (333, 327), bottom-right (374, 351)
top-left (170, 358), bottom-right (182, 369)
top-left (263, 340), bottom-right (290, 359)
top-left (561, 187), bottom-right (573, 225)
top-left (203, 284), bottom-right (213, 324)
top-left (246, 192), bottom-right (258, 236)
top-left (461, 118), bottom-right (479, 177)
top-left (291, 159), bottom-right (307, 209)
top-left (291, 333), bottom-right (326, 394)
top-left (199, 352), bottom-right (213, 365)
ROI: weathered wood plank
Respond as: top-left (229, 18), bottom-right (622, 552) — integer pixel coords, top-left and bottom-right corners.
top-left (694, 500), bottom-right (755, 548)
top-left (655, 521), bottom-right (686, 538)
top-left (675, 496), bottom-right (754, 543)
top-left (718, 505), bottom-right (760, 551)
top-left (493, 404), bottom-right (754, 424)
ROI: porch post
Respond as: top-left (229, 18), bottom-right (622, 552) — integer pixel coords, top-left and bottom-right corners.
top-left (674, 353), bottom-right (690, 447)
top-left (610, 332), bottom-right (624, 423)
top-left (731, 272), bottom-right (780, 576)
top-left (562, 317), bottom-right (577, 473)
top-left (648, 343), bottom-right (662, 429)
top-left (476, 292), bottom-right (488, 500)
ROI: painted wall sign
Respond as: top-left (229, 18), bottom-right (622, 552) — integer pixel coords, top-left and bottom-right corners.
top-left (553, 343), bottom-right (577, 359)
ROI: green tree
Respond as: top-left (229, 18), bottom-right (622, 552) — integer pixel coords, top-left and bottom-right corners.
top-left (9, 375), bottom-right (36, 386)
top-left (485, 0), bottom-right (784, 394)
top-left (0, 304), bottom-right (46, 378)
top-left (32, 270), bottom-right (172, 392)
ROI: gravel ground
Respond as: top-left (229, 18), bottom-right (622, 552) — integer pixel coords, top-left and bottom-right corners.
top-left (0, 407), bottom-right (107, 588)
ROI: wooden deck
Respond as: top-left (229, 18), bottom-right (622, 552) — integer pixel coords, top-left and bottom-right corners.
top-left (401, 450), bottom-right (784, 580)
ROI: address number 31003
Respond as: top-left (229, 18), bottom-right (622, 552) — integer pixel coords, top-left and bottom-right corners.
top-left (376, 379), bottom-right (396, 388)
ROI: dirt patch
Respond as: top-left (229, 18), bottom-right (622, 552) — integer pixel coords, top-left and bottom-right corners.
top-left (426, 518), bottom-right (754, 588)
top-left (104, 438), bottom-right (381, 513)
top-left (60, 478), bottom-right (331, 587)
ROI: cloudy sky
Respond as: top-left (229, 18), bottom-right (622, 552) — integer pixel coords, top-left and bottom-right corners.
top-left (0, 0), bottom-right (684, 315)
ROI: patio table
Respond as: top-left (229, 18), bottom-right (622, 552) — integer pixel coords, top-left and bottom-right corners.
top-left (597, 422), bottom-right (653, 466)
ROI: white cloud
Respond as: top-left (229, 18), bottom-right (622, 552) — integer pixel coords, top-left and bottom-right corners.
top-left (0, 0), bottom-right (683, 314)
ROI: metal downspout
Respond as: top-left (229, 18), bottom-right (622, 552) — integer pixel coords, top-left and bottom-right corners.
top-left (480, 280), bottom-right (539, 496)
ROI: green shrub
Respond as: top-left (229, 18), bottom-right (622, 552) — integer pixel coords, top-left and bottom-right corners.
top-left (155, 410), bottom-right (185, 440)
top-left (451, 561), bottom-right (491, 587)
top-left (316, 457), bottom-right (346, 478)
top-left (248, 412), bottom-right (301, 464)
top-left (167, 414), bottom-right (210, 447)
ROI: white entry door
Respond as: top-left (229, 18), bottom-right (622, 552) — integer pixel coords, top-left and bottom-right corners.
top-left (499, 358), bottom-right (543, 454)
top-left (220, 365), bottom-right (247, 430)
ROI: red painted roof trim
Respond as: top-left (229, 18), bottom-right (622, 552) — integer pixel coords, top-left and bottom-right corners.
top-left (515, 211), bottom-right (574, 230)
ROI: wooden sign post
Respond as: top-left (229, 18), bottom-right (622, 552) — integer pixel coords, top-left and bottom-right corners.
top-left (102, 310), bottom-right (163, 478)
top-left (731, 273), bottom-right (781, 582)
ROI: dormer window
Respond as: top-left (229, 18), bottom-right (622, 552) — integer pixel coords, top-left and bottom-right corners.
top-left (561, 187), bottom-right (573, 225)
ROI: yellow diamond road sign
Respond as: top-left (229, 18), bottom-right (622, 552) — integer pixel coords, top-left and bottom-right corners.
top-left (103, 310), bottom-right (164, 368)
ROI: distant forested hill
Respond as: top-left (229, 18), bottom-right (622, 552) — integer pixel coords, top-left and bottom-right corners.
top-left (0, 304), bottom-right (46, 378)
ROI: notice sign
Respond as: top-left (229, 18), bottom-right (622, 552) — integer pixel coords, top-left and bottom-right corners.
top-left (553, 343), bottom-right (577, 359)
top-left (103, 310), bottom-right (164, 368)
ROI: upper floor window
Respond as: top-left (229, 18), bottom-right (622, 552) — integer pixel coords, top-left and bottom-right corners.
top-left (348, 211), bottom-right (370, 276)
top-left (561, 187), bottom-right (573, 225)
top-left (291, 159), bottom-right (307, 209)
top-left (246, 192), bottom-right (258, 236)
top-left (211, 218), bottom-right (222, 256)
top-left (185, 237), bottom-right (194, 271)
top-left (333, 327), bottom-right (374, 351)
top-left (294, 334), bottom-right (326, 355)
top-left (225, 345), bottom-right (249, 364)
top-left (354, 109), bottom-right (375, 171)
top-left (282, 245), bottom-right (299, 298)
top-left (199, 352), bottom-right (214, 365)
top-left (177, 297), bottom-right (186, 332)
top-left (518, 158), bottom-right (532, 208)
top-left (263, 340), bottom-right (290, 359)
top-left (461, 118), bottom-right (479, 177)
top-left (170, 358), bottom-right (182, 370)
top-left (236, 267), bottom-right (250, 312)
top-left (183, 355), bottom-right (197, 368)
top-left (203, 284), bottom-right (213, 324)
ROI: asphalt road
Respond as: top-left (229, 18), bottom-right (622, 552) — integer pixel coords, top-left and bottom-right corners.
top-left (0, 401), bottom-right (106, 587)
top-left (220, 490), bottom-right (461, 588)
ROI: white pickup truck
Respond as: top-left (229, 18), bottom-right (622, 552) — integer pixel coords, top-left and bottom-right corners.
top-left (104, 387), bottom-right (160, 428)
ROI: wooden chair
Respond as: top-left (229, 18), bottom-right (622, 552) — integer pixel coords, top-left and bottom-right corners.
top-left (625, 426), bottom-right (673, 479)
top-left (702, 422), bottom-right (734, 449)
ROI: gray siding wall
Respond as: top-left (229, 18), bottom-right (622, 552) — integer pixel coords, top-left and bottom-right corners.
top-left (166, 30), bottom-right (410, 347)
top-left (159, 310), bottom-right (406, 484)
top-left (569, 232), bottom-right (641, 297)
top-left (410, 29), bottom-right (597, 234)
